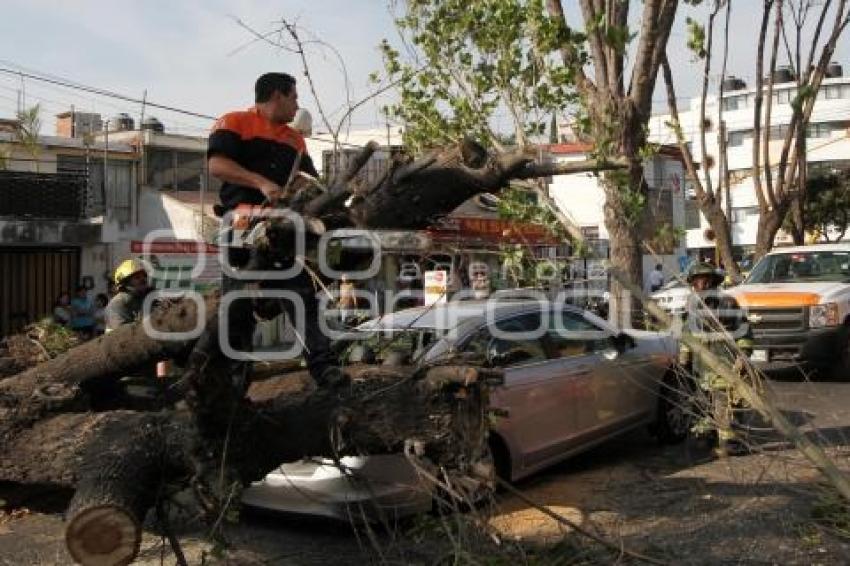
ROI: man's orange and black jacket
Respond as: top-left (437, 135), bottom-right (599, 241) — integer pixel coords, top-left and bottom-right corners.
top-left (207, 106), bottom-right (319, 211)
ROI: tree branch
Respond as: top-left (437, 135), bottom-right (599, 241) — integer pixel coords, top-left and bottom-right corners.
top-left (752, 0), bottom-right (777, 211)
top-left (627, 0), bottom-right (663, 110)
top-left (545, 0), bottom-right (597, 96)
top-left (762, 0), bottom-right (783, 202)
top-left (579, 0), bottom-right (611, 91)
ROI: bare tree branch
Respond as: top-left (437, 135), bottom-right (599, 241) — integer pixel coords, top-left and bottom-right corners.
top-left (545, 0), bottom-right (597, 96)
top-left (698, 1), bottom-right (722, 200)
top-left (579, 0), bottom-right (612, 91)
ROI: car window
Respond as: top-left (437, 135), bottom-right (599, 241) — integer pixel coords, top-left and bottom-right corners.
top-left (547, 310), bottom-right (610, 358)
top-left (462, 312), bottom-right (547, 367)
top-left (746, 251), bottom-right (850, 283)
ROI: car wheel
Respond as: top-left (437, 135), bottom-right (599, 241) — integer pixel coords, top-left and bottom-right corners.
top-left (655, 373), bottom-right (695, 445)
top-left (829, 325), bottom-right (850, 381)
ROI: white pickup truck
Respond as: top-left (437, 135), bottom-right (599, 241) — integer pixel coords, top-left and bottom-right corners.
top-left (725, 243), bottom-right (850, 378)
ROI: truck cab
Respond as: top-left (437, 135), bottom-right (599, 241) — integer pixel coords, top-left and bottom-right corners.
top-left (725, 243), bottom-right (850, 378)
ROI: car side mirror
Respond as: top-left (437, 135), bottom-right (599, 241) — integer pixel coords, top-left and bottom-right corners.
top-left (486, 339), bottom-right (532, 367)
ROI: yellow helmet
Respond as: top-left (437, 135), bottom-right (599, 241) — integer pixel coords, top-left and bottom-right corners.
top-left (113, 258), bottom-right (147, 287)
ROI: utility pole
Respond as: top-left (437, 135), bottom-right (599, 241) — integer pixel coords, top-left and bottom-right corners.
top-left (137, 89), bottom-right (147, 226)
top-left (103, 120), bottom-right (109, 214)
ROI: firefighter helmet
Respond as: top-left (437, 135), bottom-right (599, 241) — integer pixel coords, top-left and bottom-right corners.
top-left (113, 258), bottom-right (147, 287)
top-left (686, 262), bottom-right (724, 287)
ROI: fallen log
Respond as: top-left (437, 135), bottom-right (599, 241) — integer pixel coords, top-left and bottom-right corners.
top-left (0, 139), bottom-right (621, 565)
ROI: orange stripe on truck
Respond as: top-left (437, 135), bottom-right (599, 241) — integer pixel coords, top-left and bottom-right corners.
top-left (733, 292), bottom-right (821, 307)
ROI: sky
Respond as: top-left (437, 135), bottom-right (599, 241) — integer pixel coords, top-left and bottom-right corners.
top-left (0, 1), bottom-right (847, 139)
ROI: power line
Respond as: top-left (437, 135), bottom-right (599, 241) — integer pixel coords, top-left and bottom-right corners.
top-left (0, 67), bottom-right (217, 121)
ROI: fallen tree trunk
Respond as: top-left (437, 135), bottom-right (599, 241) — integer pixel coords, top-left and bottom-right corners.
top-left (345, 140), bottom-right (624, 230)
top-left (0, 139), bottom-right (617, 565)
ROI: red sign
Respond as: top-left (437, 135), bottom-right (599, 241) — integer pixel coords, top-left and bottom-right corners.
top-left (131, 240), bottom-right (219, 254)
top-left (427, 217), bottom-right (559, 245)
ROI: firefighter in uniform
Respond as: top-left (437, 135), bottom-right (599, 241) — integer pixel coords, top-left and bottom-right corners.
top-left (105, 259), bottom-right (151, 332)
top-left (678, 262), bottom-right (755, 457)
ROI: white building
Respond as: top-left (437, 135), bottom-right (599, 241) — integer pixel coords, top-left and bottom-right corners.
top-left (648, 64), bottom-right (850, 259)
top-left (545, 142), bottom-right (689, 289)
top-left (305, 127), bottom-right (404, 189)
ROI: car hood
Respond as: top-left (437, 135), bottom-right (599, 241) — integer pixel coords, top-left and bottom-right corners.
top-left (651, 287), bottom-right (690, 300)
top-left (727, 282), bottom-right (847, 307)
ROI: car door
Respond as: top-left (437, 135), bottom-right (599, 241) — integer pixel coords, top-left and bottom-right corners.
top-left (468, 310), bottom-right (586, 472)
top-left (573, 311), bottom-right (659, 428)
top-left (545, 308), bottom-right (618, 438)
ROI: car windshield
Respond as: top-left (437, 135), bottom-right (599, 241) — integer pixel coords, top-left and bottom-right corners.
top-left (660, 279), bottom-right (687, 291)
top-left (745, 251), bottom-right (850, 283)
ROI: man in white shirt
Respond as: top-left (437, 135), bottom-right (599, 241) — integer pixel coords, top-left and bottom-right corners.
top-left (649, 263), bottom-right (665, 292)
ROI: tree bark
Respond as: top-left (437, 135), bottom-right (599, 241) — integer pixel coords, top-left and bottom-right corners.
top-left (755, 207), bottom-right (786, 259)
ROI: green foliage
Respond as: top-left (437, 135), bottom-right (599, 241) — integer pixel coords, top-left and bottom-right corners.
top-left (685, 17), bottom-right (707, 59)
top-left (15, 104), bottom-right (41, 172)
top-left (29, 318), bottom-right (79, 358)
top-left (380, 0), bottom-right (577, 152)
top-left (496, 186), bottom-right (570, 286)
top-left (791, 84), bottom-right (814, 113)
top-left (648, 222), bottom-right (686, 254)
top-left (788, 171), bottom-right (850, 242)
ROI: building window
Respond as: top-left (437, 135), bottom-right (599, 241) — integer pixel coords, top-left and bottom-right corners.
top-left (685, 199), bottom-right (701, 229)
top-left (56, 154), bottom-right (133, 223)
top-left (146, 149), bottom-right (205, 191)
top-left (823, 85), bottom-right (843, 100)
top-left (807, 123), bottom-right (832, 138)
top-left (728, 131), bottom-right (750, 147)
top-left (731, 207), bottom-right (759, 223)
top-left (721, 96), bottom-right (741, 111)
top-left (768, 124), bottom-right (789, 140)
top-left (774, 89), bottom-right (793, 104)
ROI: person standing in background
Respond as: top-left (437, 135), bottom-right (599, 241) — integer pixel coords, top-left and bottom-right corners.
top-left (70, 285), bottom-right (95, 339)
top-left (649, 264), bottom-right (665, 292)
top-left (53, 292), bottom-right (72, 326)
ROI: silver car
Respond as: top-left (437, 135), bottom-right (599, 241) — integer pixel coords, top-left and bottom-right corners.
top-left (243, 300), bottom-right (688, 517)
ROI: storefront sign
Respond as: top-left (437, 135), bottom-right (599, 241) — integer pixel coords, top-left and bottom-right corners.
top-left (428, 217), bottom-right (559, 245)
top-left (424, 270), bottom-right (448, 306)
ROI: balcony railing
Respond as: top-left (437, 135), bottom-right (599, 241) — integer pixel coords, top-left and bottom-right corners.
top-left (0, 170), bottom-right (90, 220)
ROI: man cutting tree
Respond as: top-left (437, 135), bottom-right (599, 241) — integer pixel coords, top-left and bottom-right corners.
top-left (208, 72), bottom-right (343, 388)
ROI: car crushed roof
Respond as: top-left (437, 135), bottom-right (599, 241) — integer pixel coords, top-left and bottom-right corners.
top-left (359, 300), bottom-right (548, 331)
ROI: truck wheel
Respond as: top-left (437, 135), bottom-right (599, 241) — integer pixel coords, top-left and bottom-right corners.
top-left (830, 326), bottom-right (850, 381)
top-left (655, 373), bottom-right (695, 444)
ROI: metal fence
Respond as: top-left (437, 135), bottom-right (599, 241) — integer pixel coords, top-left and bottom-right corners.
top-left (0, 170), bottom-right (89, 220)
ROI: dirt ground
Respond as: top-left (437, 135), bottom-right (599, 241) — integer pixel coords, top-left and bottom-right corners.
top-left (2, 379), bottom-right (850, 565)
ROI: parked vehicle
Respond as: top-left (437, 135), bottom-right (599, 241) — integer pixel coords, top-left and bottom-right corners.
top-left (243, 300), bottom-right (685, 519)
top-left (651, 278), bottom-right (691, 317)
top-left (725, 243), bottom-right (850, 377)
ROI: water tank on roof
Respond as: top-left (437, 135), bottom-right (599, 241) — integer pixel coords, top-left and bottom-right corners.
top-left (826, 61), bottom-right (843, 78)
top-left (110, 113), bottom-right (135, 131)
top-left (771, 66), bottom-right (795, 84)
top-left (141, 116), bottom-right (164, 133)
top-left (722, 76), bottom-right (746, 91)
